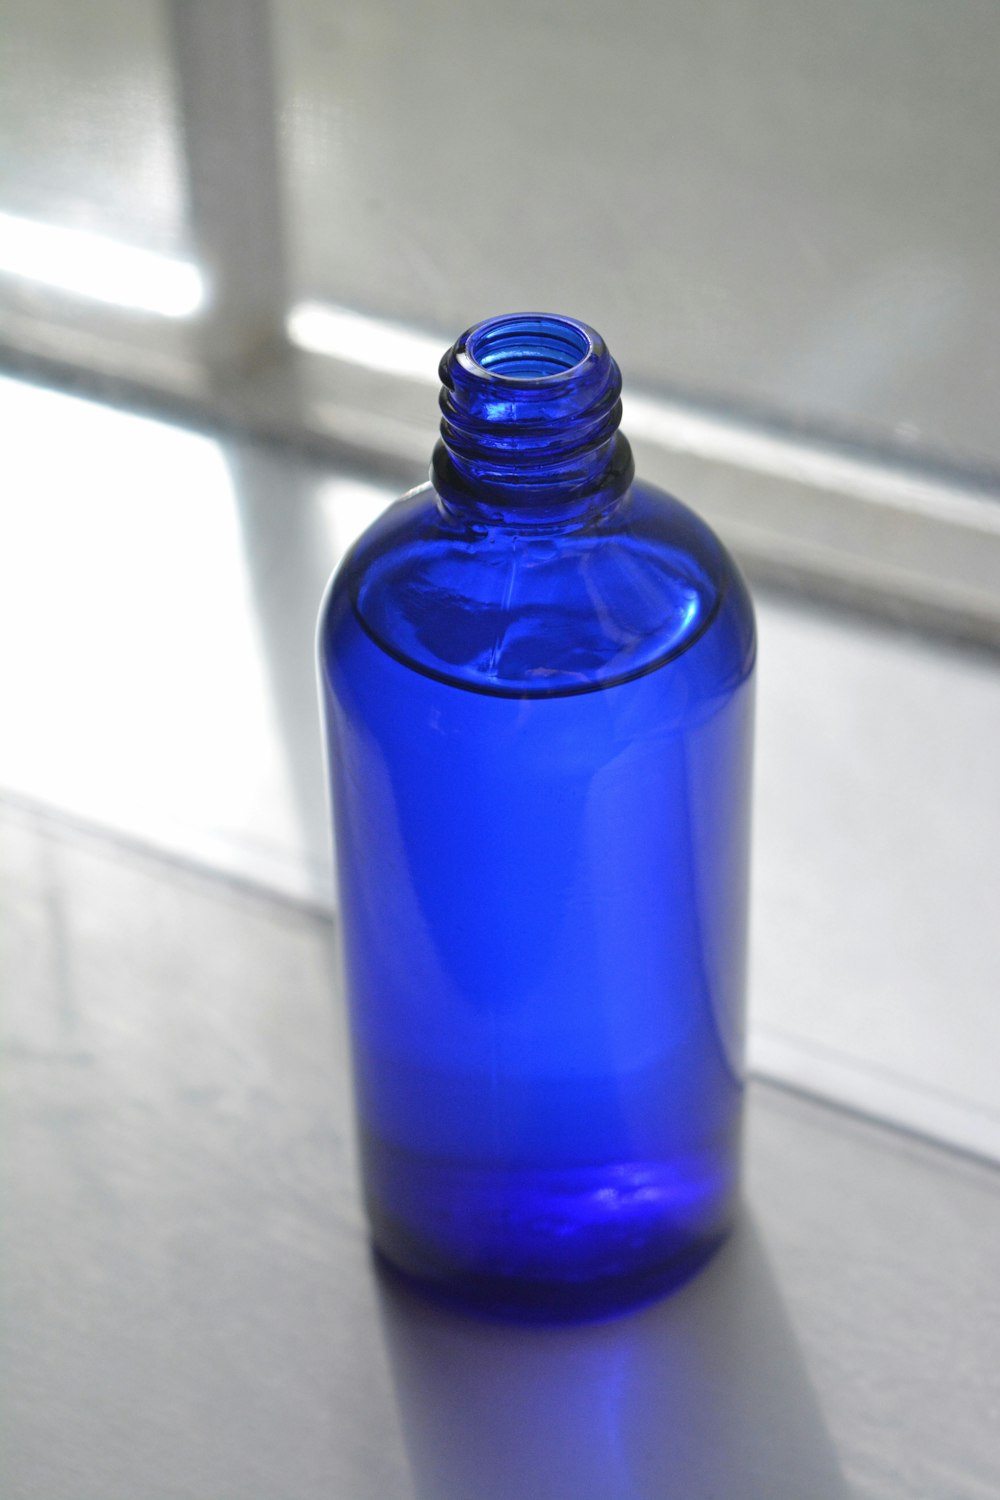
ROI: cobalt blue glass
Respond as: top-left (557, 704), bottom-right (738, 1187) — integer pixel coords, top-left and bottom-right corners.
top-left (318, 314), bottom-right (756, 1320)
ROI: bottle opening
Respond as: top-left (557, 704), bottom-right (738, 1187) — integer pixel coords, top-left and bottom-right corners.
top-left (435, 312), bottom-right (633, 524)
top-left (466, 315), bottom-right (593, 382)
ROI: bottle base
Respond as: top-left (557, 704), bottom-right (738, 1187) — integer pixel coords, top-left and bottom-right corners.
top-left (362, 1138), bottom-right (740, 1323)
top-left (370, 1221), bottom-right (734, 1324)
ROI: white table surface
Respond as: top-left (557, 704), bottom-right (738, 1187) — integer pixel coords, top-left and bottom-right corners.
top-left (3, 798), bottom-right (998, 1500)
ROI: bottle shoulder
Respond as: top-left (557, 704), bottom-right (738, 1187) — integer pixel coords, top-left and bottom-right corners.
top-left (320, 480), bottom-right (755, 698)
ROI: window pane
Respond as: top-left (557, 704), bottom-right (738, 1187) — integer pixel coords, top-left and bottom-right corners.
top-left (1, 0), bottom-right (186, 252)
top-left (277, 0), bottom-right (1000, 471)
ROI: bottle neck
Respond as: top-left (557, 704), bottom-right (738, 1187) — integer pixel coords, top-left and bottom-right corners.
top-left (431, 313), bottom-right (634, 528)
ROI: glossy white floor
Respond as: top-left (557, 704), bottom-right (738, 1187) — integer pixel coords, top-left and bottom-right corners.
top-left (2, 373), bottom-right (998, 1160)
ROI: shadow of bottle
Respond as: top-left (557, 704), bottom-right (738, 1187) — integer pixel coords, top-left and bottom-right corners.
top-left (374, 1212), bottom-right (850, 1500)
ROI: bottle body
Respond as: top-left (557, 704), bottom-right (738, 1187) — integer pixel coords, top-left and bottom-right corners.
top-left (318, 317), bottom-right (755, 1318)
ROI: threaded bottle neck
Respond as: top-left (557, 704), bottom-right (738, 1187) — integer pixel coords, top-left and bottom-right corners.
top-left (432, 313), bottom-right (633, 526)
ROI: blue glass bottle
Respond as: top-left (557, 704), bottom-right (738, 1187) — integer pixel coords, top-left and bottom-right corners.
top-left (318, 314), bottom-right (755, 1320)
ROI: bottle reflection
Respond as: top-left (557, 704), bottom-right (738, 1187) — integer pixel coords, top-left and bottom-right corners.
top-left (375, 1214), bottom-right (848, 1500)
